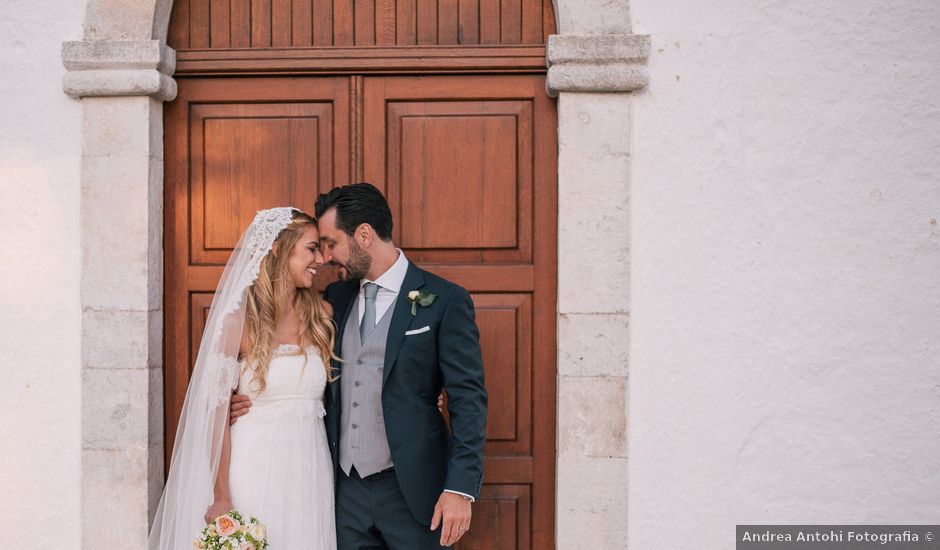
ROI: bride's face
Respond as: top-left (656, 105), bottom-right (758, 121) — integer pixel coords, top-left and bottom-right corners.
top-left (287, 225), bottom-right (325, 289)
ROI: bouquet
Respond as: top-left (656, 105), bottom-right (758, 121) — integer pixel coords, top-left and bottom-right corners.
top-left (194, 509), bottom-right (269, 550)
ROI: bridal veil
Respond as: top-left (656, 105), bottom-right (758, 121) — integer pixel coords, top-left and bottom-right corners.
top-left (148, 207), bottom-right (299, 549)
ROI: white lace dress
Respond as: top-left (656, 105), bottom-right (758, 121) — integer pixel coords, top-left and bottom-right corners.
top-left (228, 344), bottom-right (336, 549)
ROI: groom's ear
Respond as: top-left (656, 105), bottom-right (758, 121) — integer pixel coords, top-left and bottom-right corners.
top-left (356, 223), bottom-right (372, 246)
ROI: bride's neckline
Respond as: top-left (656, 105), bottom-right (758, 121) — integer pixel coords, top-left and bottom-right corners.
top-left (237, 343), bottom-right (313, 362)
top-left (274, 342), bottom-right (302, 352)
top-left (273, 342), bottom-right (321, 353)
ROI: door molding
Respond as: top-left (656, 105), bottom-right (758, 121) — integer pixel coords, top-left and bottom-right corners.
top-left (174, 46), bottom-right (549, 75)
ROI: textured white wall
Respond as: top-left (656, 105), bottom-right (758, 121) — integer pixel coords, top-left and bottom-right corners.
top-left (0, 0), bottom-right (85, 545)
top-left (629, 0), bottom-right (940, 547)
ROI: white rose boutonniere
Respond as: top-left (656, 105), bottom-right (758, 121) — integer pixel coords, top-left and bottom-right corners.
top-left (407, 289), bottom-right (437, 315)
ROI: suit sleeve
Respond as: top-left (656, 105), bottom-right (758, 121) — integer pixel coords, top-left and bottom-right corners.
top-left (438, 286), bottom-right (488, 499)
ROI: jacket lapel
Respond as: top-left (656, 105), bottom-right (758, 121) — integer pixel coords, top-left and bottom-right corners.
top-left (382, 263), bottom-right (425, 385)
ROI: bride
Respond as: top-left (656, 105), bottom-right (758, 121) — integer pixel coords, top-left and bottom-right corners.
top-left (149, 207), bottom-right (338, 549)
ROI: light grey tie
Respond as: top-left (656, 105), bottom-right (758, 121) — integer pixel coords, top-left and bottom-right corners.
top-left (360, 282), bottom-right (379, 342)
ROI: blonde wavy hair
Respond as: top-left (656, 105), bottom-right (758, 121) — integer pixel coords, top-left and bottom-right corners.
top-left (242, 211), bottom-right (338, 394)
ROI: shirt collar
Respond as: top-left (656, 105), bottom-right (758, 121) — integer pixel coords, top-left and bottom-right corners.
top-left (361, 249), bottom-right (409, 294)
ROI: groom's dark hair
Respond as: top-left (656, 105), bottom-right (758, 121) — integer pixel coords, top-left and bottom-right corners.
top-left (315, 182), bottom-right (394, 241)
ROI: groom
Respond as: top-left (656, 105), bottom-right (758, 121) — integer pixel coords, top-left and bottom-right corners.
top-left (232, 183), bottom-right (488, 549)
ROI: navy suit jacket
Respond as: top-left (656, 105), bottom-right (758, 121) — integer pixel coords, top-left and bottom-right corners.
top-left (322, 262), bottom-right (488, 524)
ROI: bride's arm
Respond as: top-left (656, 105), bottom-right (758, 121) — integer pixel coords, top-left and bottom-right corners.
top-left (207, 324), bottom-right (242, 523)
top-left (205, 406), bottom-right (235, 523)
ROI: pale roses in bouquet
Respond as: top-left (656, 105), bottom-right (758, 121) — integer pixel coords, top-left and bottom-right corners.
top-left (194, 509), bottom-right (268, 550)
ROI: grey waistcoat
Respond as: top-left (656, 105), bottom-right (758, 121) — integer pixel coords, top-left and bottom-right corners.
top-left (339, 294), bottom-right (395, 477)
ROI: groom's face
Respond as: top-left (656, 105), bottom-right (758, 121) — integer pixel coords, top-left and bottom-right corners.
top-left (318, 208), bottom-right (372, 280)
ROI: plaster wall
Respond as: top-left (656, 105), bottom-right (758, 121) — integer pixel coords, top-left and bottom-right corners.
top-left (629, 1), bottom-right (940, 547)
top-left (0, 0), bottom-right (87, 545)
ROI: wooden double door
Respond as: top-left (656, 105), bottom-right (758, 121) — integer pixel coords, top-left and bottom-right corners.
top-left (165, 73), bottom-right (557, 549)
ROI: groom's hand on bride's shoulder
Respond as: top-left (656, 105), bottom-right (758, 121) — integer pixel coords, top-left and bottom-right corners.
top-left (229, 394), bottom-right (252, 425)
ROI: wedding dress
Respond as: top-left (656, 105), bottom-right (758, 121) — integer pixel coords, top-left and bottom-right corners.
top-left (149, 207), bottom-right (337, 550)
top-left (228, 345), bottom-right (336, 548)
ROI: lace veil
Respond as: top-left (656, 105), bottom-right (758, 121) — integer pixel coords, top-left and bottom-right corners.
top-left (148, 207), bottom-right (300, 549)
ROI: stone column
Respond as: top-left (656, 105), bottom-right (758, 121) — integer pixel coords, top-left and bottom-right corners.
top-left (548, 33), bottom-right (649, 548)
top-left (62, 39), bottom-right (175, 548)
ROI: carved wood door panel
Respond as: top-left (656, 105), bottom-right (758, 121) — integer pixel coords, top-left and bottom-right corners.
top-left (362, 75), bottom-right (557, 550)
top-left (164, 76), bottom-right (351, 452)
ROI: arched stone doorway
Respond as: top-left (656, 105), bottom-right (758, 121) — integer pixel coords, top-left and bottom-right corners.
top-left (62, 0), bottom-right (647, 547)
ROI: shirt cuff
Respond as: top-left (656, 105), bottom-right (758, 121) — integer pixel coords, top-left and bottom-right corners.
top-left (444, 489), bottom-right (475, 503)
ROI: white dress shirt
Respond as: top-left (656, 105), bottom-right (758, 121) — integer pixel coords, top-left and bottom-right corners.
top-left (355, 249), bottom-right (475, 503)
top-left (357, 249), bottom-right (409, 326)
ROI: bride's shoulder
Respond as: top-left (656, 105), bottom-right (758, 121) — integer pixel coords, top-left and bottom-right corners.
top-left (218, 311), bottom-right (252, 357)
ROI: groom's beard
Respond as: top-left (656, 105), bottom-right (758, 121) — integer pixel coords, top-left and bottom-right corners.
top-left (343, 240), bottom-right (371, 280)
